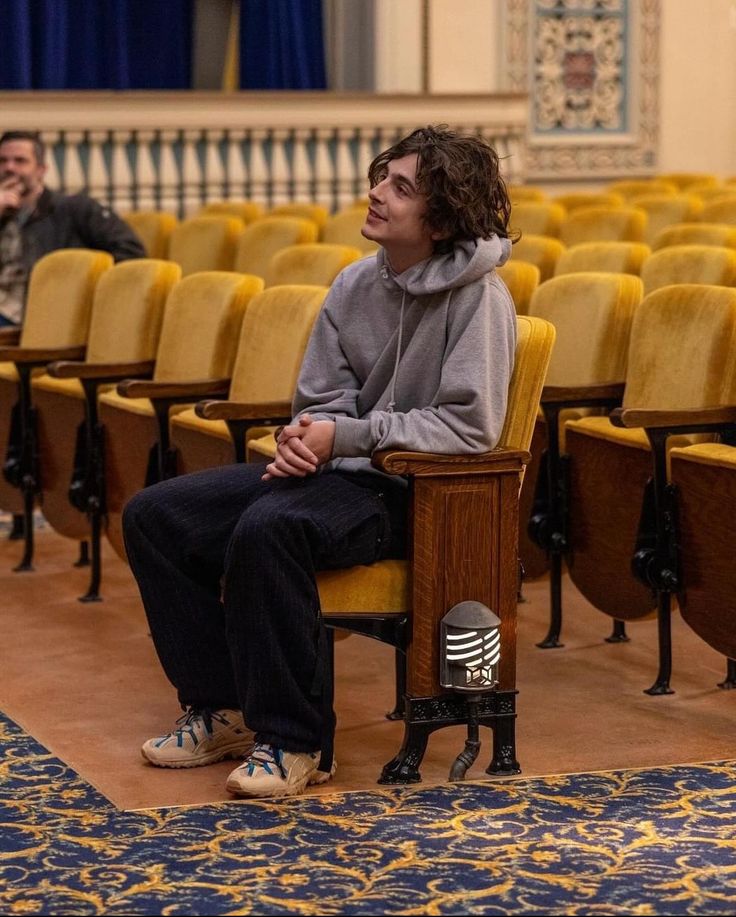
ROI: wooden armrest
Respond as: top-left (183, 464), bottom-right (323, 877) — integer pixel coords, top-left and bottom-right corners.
top-left (116, 377), bottom-right (230, 400)
top-left (373, 447), bottom-right (531, 477)
top-left (610, 404), bottom-right (736, 429)
top-left (541, 381), bottom-right (625, 404)
top-left (0, 344), bottom-right (86, 364)
top-left (195, 399), bottom-right (293, 422)
top-left (47, 359), bottom-right (155, 380)
top-left (0, 327), bottom-right (21, 346)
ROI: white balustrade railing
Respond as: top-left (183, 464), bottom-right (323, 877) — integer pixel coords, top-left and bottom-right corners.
top-left (0, 91), bottom-right (528, 216)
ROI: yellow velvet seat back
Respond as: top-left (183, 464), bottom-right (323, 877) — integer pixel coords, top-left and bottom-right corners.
top-left (567, 284), bottom-right (736, 453)
top-left (700, 196), bottom-right (736, 225)
top-left (317, 314), bottom-right (557, 615)
top-left (554, 241), bottom-right (651, 277)
top-left (269, 203), bottom-right (329, 234)
top-left (652, 222), bottom-right (736, 251)
top-left (554, 192), bottom-right (625, 212)
top-left (167, 215), bottom-right (244, 275)
top-left (622, 284), bottom-right (736, 410)
top-left (266, 243), bottom-right (362, 287)
top-left (122, 211), bottom-right (178, 259)
top-left (171, 284), bottom-right (327, 445)
top-left (510, 202), bottom-right (566, 238)
top-left (633, 194), bottom-right (704, 245)
top-left (608, 179), bottom-right (678, 199)
top-left (322, 209), bottom-right (380, 254)
top-left (31, 259), bottom-right (182, 401)
top-left (511, 234), bottom-right (566, 281)
top-left (641, 245), bottom-right (736, 295)
top-left (497, 260), bottom-right (540, 315)
top-left (688, 185), bottom-right (734, 202)
top-left (20, 249), bottom-right (113, 349)
top-left (528, 272), bottom-right (643, 388)
top-left (659, 172), bottom-right (719, 191)
top-left (97, 271), bottom-right (263, 420)
top-left (233, 216), bottom-right (319, 278)
top-left (508, 185), bottom-right (548, 204)
top-left (560, 206), bottom-right (647, 247)
top-left (199, 201), bottom-right (264, 225)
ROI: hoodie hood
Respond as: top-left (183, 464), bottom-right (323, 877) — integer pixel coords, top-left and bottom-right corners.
top-left (377, 236), bottom-right (512, 296)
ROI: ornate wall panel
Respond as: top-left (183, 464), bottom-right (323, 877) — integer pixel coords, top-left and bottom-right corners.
top-left (504, 0), bottom-right (660, 180)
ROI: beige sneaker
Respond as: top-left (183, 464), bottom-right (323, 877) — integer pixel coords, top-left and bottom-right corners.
top-left (226, 742), bottom-right (337, 797)
top-left (141, 708), bottom-right (254, 768)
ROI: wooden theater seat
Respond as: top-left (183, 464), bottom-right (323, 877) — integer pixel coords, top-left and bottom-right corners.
top-left (563, 284), bottom-right (736, 694)
top-left (496, 260), bottom-right (540, 315)
top-left (233, 216), bottom-right (319, 279)
top-left (640, 244), bottom-right (736, 294)
top-left (122, 211), bottom-right (178, 259)
top-left (519, 272), bottom-right (643, 640)
top-left (265, 243), bottom-right (362, 287)
top-left (511, 235), bottom-right (566, 282)
top-left (560, 206), bottom-right (647, 247)
top-left (31, 259), bottom-right (181, 600)
top-left (553, 241), bottom-right (651, 277)
top-left (0, 249), bottom-right (113, 570)
top-left (97, 271), bottom-right (263, 560)
top-left (167, 215), bottom-right (244, 275)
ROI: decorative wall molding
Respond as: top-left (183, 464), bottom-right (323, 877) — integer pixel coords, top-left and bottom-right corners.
top-left (0, 91), bottom-right (528, 215)
top-left (503, 0), bottom-right (660, 181)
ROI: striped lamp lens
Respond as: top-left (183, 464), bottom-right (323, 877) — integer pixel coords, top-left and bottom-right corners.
top-left (440, 601), bottom-right (501, 692)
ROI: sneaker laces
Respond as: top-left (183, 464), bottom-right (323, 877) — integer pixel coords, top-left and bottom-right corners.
top-left (168, 707), bottom-right (215, 747)
top-left (242, 742), bottom-right (287, 779)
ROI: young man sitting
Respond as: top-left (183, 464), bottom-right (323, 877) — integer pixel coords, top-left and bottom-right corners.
top-left (122, 124), bottom-right (517, 798)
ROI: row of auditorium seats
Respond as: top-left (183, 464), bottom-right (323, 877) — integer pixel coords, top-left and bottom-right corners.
top-left (507, 265), bottom-right (736, 700)
top-left (499, 241), bottom-right (736, 315)
top-left (122, 201), bottom-right (377, 277)
top-left (0, 250), bottom-right (557, 773)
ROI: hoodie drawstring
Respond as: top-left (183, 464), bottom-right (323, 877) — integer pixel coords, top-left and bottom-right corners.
top-left (387, 291), bottom-right (406, 413)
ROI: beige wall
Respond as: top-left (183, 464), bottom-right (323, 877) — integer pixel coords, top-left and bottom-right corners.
top-left (658, 0), bottom-right (736, 175)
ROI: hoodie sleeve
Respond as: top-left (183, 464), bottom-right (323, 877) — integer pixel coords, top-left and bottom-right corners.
top-left (292, 273), bottom-right (365, 419)
top-left (333, 274), bottom-right (516, 457)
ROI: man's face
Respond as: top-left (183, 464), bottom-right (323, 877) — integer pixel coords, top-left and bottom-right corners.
top-left (362, 153), bottom-right (441, 266)
top-left (0, 139), bottom-right (46, 202)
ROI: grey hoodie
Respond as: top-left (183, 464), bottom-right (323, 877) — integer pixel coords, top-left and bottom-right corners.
top-left (293, 236), bottom-right (516, 477)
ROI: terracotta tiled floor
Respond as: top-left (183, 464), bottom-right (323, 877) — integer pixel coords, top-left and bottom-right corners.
top-left (2, 516), bottom-right (734, 810)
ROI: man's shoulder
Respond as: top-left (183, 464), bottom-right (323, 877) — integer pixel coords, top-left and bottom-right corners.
top-left (338, 251), bottom-right (378, 284)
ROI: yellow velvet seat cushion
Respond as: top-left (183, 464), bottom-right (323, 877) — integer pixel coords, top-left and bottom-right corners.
top-left (170, 408), bottom-right (230, 442)
top-left (319, 559), bottom-right (410, 615)
top-left (641, 245), bottom-right (736, 295)
top-left (669, 442), bottom-right (736, 470)
top-left (233, 217), bottom-right (319, 277)
top-left (565, 414), bottom-right (650, 451)
top-left (266, 244), bottom-right (362, 287)
top-left (511, 234), bottom-right (566, 281)
top-left (554, 241), bottom-right (651, 277)
top-left (248, 432), bottom-right (277, 460)
top-left (0, 362), bottom-right (18, 383)
top-left (497, 260), bottom-right (540, 315)
top-left (31, 374), bottom-right (86, 399)
top-left (560, 206), bottom-right (647, 247)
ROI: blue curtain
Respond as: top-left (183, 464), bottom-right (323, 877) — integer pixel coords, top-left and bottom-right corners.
top-left (240, 0), bottom-right (326, 90)
top-left (0, 0), bottom-right (192, 89)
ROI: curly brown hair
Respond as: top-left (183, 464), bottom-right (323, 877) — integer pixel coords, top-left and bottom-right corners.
top-left (367, 125), bottom-right (513, 253)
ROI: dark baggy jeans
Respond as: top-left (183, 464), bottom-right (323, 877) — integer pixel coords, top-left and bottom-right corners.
top-left (122, 462), bottom-right (408, 754)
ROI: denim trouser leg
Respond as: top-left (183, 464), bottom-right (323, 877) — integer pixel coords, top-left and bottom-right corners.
top-left (122, 462), bottom-right (407, 752)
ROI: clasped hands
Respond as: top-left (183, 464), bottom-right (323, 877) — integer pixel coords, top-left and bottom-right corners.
top-left (262, 414), bottom-right (336, 481)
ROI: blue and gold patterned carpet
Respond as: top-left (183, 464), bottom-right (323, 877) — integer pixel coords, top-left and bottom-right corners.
top-left (2, 712), bottom-right (736, 915)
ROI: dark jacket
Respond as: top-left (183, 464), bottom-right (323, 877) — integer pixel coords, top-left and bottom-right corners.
top-left (20, 188), bottom-right (145, 274)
